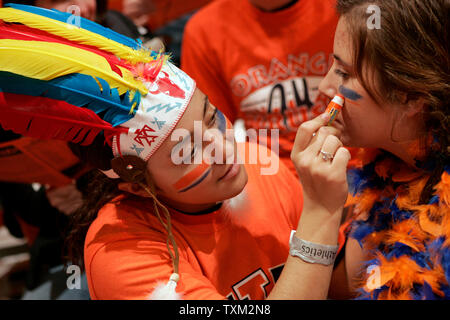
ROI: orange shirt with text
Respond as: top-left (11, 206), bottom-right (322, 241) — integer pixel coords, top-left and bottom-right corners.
top-left (84, 147), bottom-right (303, 300)
top-left (181, 0), bottom-right (338, 174)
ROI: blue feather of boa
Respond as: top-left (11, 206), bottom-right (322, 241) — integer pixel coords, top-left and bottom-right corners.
top-left (348, 151), bottom-right (450, 299)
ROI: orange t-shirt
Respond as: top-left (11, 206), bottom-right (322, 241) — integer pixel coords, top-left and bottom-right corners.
top-left (84, 146), bottom-right (303, 300)
top-left (181, 0), bottom-right (338, 174)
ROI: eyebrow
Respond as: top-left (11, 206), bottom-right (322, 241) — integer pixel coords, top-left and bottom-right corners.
top-left (333, 54), bottom-right (351, 68)
top-left (173, 95), bottom-right (209, 151)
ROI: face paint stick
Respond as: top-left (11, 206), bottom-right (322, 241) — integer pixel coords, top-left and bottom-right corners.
top-left (325, 94), bottom-right (344, 126)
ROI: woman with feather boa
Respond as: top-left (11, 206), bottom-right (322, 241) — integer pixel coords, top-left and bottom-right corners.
top-left (295, 0), bottom-right (449, 299)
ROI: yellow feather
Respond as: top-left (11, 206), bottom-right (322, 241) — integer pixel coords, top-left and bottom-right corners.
top-left (0, 7), bottom-right (152, 64)
top-left (0, 39), bottom-right (147, 95)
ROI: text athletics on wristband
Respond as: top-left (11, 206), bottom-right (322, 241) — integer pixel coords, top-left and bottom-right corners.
top-left (289, 230), bottom-right (338, 266)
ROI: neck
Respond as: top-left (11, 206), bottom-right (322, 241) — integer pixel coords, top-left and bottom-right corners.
top-left (381, 140), bottom-right (425, 169)
top-left (249, 0), bottom-right (298, 12)
top-left (158, 195), bottom-right (221, 215)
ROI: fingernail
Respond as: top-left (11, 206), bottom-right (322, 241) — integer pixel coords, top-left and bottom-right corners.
top-left (321, 112), bottom-right (330, 121)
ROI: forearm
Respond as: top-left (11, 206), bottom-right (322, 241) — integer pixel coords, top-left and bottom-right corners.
top-left (268, 206), bottom-right (343, 300)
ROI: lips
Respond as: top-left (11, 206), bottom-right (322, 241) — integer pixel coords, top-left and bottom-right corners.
top-left (218, 160), bottom-right (240, 181)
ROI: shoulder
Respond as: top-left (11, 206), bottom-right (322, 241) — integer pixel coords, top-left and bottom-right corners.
top-left (84, 196), bottom-right (166, 266)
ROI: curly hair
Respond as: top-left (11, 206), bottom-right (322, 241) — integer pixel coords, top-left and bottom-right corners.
top-left (336, 0), bottom-right (450, 203)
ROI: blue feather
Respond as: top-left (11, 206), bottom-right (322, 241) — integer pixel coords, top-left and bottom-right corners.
top-left (440, 245), bottom-right (450, 285)
top-left (0, 72), bottom-right (138, 126)
top-left (429, 195), bottom-right (439, 205)
top-left (4, 3), bottom-right (142, 50)
top-left (350, 221), bottom-right (375, 248)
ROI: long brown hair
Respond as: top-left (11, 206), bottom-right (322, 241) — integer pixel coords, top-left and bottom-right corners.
top-left (336, 0), bottom-right (450, 202)
top-left (64, 135), bottom-right (122, 269)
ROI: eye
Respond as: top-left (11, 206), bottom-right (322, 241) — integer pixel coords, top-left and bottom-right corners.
top-left (190, 143), bottom-right (197, 159)
top-left (335, 69), bottom-right (350, 80)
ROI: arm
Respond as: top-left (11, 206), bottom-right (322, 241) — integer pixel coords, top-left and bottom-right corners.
top-left (87, 237), bottom-right (226, 300)
top-left (268, 113), bottom-right (351, 299)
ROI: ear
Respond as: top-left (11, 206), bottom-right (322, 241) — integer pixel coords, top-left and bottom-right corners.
top-left (117, 182), bottom-right (152, 198)
top-left (397, 92), bottom-right (426, 117)
top-left (405, 96), bottom-right (426, 117)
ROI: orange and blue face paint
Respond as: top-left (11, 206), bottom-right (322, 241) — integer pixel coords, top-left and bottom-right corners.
top-left (173, 160), bottom-right (212, 193)
top-left (172, 108), bottom-right (233, 193)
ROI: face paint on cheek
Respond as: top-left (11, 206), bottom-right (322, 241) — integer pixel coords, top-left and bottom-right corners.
top-left (339, 85), bottom-right (362, 102)
top-left (173, 162), bottom-right (212, 193)
top-left (216, 109), bottom-right (233, 134)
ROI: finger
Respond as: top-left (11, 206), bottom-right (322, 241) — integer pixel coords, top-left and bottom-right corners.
top-left (320, 135), bottom-right (344, 161)
top-left (292, 112), bottom-right (331, 155)
top-left (305, 126), bottom-right (338, 158)
top-left (331, 147), bottom-right (351, 170)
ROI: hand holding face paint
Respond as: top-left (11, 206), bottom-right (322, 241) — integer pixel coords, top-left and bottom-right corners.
top-left (291, 112), bottom-right (351, 218)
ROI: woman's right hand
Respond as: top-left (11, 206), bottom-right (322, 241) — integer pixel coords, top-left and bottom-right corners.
top-left (291, 113), bottom-right (351, 216)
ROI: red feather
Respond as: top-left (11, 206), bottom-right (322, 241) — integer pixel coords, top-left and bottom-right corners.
top-left (0, 92), bottom-right (128, 145)
top-left (0, 21), bottom-right (134, 77)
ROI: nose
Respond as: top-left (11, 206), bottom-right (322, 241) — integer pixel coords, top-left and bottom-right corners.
top-left (202, 128), bottom-right (235, 165)
top-left (318, 67), bottom-right (338, 100)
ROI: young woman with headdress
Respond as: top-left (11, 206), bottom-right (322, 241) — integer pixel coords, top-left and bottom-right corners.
top-left (0, 4), bottom-right (353, 299)
top-left (304, 0), bottom-right (449, 299)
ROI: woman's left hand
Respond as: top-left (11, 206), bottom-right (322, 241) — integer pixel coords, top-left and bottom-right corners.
top-left (291, 113), bottom-right (351, 216)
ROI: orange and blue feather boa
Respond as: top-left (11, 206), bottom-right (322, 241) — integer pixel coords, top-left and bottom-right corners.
top-left (347, 148), bottom-right (450, 300)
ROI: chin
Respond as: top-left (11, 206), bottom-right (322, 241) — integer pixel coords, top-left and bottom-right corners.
top-left (221, 166), bottom-right (248, 200)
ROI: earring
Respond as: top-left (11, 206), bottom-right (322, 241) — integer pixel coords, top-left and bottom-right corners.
top-left (111, 155), bottom-right (147, 183)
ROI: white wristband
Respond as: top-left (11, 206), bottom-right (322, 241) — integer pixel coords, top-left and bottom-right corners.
top-left (289, 230), bottom-right (338, 266)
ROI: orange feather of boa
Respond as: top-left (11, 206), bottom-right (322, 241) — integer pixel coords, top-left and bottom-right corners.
top-left (348, 148), bottom-right (450, 300)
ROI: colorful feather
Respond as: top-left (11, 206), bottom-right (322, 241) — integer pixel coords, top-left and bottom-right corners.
top-left (0, 6), bottom-right (151, 64)
top-left (4, 3), bottom-right (141, 50)
top-left (0, 21), bottom-right (134, 77)
top-left (0, 72), bottom-right (139, 127)
top-left (0, 92), bottom-right (128, 145)
top-left (349, 149), bottom-right (450, 300)
top-left (0, 39), bottom-right (147, 96)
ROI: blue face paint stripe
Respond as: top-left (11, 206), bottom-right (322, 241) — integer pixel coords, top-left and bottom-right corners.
top-left (217, 109), bottom-right (226, 133)
top-left (178, 168), bottom-right (212, 193)
top-left (339, 85), bottom-right (362, 101)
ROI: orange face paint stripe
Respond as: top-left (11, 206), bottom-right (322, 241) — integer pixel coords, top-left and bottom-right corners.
top-left (173, 161), bottom-right (211, 192)
top-left (225, 117), bottom-right (233, 130)
top-left (345, 99), bottom-right (360, 106)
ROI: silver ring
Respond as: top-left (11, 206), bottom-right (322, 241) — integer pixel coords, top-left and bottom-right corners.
top-left (320, 150), bottom-right (334, 161)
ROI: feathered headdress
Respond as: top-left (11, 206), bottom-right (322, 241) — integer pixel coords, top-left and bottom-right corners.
top-left (0, 3), bottom-right (196, 299)
top-left (0, 3), bottom-right (195, 163)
